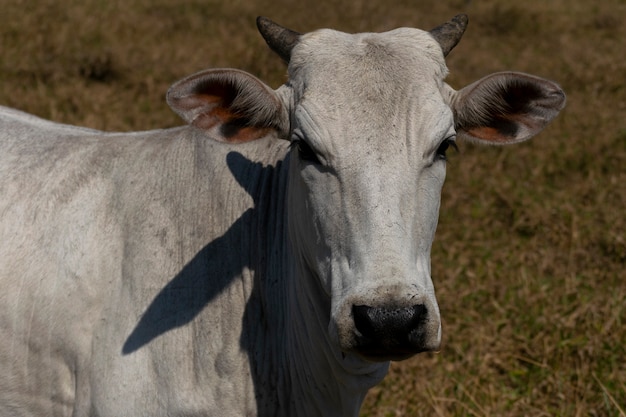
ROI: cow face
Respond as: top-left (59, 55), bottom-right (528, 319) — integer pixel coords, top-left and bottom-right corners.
top-left (166, 16), bottom-right (565, 362)
top-left (283, 28), bottom-right (454, 361)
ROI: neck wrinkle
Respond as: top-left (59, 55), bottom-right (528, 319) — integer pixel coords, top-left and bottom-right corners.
top-left (253, 151), bottom-right (388, 416)
top-left (280, 256), bottom-right (388, 417)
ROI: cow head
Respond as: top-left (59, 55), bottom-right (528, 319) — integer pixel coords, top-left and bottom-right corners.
top-left (167, 16), bottom-right (565, 362)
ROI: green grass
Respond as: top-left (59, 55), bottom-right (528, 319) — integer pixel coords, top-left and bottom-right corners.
top-left (1, 0), bottom-right (624, 415)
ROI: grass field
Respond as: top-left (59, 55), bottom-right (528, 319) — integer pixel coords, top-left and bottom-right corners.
top-left (1, 0), bottom-right (624, 415)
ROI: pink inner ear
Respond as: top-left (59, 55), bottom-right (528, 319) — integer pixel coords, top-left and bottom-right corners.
top-left (467, 126), bottom-right (514, 143)
top-left (190, 102), bottom-right (273, 143)
top-left (175, 93), bottom-right (223, 112)
top-left (466, 112), bottom-right (543, 144)
top-left (167, 69), bottom-right (287, 143)
top-left (193, 106), bottom-right (234, 130)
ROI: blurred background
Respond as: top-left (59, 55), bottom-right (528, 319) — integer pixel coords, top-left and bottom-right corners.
top-left (1, 0), bottom-right (624, 415)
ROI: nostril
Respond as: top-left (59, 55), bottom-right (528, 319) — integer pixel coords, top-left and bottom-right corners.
top-left (351, 304), bottom-right (437, 359)
top-left (353, 305), bottom-right (377, 339)
top-left (352, 304), bottom-right (427, 340)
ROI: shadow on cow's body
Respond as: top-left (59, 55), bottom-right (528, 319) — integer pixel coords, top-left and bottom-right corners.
top-left (122, 151), bottom-right (298, 413)
top-left (122, 152), bottom-right (273, 354)
top-left (121, 211), bottom-right (253, 355)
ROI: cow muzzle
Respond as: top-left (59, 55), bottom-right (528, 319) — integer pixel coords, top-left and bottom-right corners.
top-left (350, 303), bottom-right (441, 361)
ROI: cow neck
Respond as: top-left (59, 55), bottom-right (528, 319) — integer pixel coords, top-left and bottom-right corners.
top-left (271, 156), bottom-right (389, 417)
top-left (278, 259), bottom-right (387, 417)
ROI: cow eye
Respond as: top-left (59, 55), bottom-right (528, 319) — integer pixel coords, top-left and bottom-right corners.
top-left (294, 139), bottom-right (321, 164)
top-left (436, 137), bottom-right (458, 161)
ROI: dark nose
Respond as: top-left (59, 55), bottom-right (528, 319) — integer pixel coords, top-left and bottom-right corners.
top-left (352, 304), bottom-right (430, 360)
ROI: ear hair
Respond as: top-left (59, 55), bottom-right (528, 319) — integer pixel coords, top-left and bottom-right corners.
top-left (167, 69), bottom-right (289, 143)
top-left (453, 72), bottom-right (566, 144)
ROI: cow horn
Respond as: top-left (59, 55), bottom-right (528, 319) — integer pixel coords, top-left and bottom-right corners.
top-left (429, 14), bottom-right (469, 57)
top-left (256, 16), bottom-right (301, 63)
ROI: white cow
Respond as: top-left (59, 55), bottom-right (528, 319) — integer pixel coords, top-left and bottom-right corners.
top-left (0, 15), bottom-right (564, 417)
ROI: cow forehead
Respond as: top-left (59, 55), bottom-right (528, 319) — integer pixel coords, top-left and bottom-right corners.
top-left (286, 27), bottom-right (453, 158)
top-left (289, 27), bottom-right (448, 91)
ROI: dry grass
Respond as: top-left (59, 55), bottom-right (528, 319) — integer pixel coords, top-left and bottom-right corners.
top-left (1, 0), bottom-right (624, 415)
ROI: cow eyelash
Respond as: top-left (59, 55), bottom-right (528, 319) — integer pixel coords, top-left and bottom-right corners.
top-left (436, 136), bottom-right (459, 161)
top-left (291, 139), bottom-right (321, 164)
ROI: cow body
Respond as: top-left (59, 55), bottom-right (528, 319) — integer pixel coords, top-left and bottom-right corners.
top-left (0, 106), bottom-right (377, 416)
top-left (0, 107), bottom-right (287, 415)
top-left (0, 16), bottom-right (565, 416)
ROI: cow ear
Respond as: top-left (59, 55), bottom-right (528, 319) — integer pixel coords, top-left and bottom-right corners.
top-left (167, 69), bottom-right (289, 143)
top-left (452, 72), bottom-right (566, 145)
